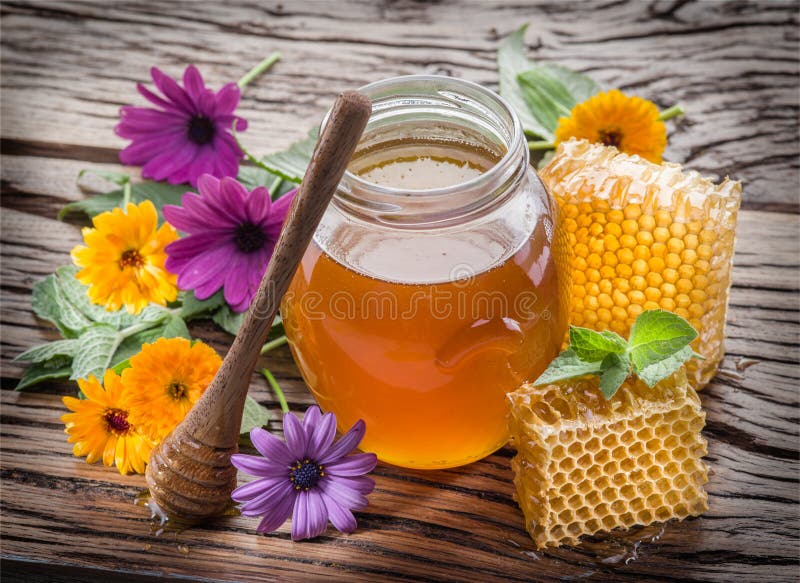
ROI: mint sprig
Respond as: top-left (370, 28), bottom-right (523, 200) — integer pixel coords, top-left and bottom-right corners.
top-left (534, 310), bottom-right (701, 398)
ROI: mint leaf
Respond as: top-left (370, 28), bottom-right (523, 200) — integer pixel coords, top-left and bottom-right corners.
top-left (15, 339), bottom-right (79, 363)
top-left (628, 309), bottom-right (698, 371)
top-left (599, 352), bottom-right (631, 398)
top-left (259, 127), bottom-right (318, 183)
top-left (636, 345), bottom-right (694, 387)
top-left (60, 178), bottom-right (192, 223)
top-left (77, 168), bottom-right (131, 186)
top-left (181, 290), bottom-right (226, 320)
top-left (70, 324), bottom-right (122, 380)
top-left (569, 327), bottom-right (627, 362)
top-left (212, 304), bottom-right (246, 336)
top-left (16, 361), bottom-right (72, 390)
top-left (240, 395), bottom-right (271, 435)
top-left (534, 349), bottom-right (604, 385)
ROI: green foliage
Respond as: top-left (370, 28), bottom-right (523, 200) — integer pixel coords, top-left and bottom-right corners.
top-left (497, 24), bottom-right (599, 140)
top-left (535, 310), bottom-right (700, 398)
top-left (258, 127), bottom-right (319, 183)
top-left (241, 396), bottom-right (271, 434)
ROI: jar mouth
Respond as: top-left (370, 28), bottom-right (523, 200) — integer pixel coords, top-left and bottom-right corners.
top-left (320, 75), bottom-right (528, 227)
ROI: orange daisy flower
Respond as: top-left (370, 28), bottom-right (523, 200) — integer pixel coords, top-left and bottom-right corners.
top-left (554, 90), bottom-right (667, 163)
top-left (123, 337), bottom-right (222, 441)
top-left (61, 370), bottom-right (153, 475)
top-left (71, 200), bottom-right (179, 314)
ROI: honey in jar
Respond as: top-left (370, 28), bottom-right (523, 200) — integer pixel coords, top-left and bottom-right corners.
top-left (281, 76), bottom-right (570, 469)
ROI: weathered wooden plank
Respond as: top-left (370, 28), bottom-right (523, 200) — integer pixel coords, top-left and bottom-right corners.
top-left (1, 390), bottom-right (798, 583)
top-left (1, 0), bottom-right (798, 209)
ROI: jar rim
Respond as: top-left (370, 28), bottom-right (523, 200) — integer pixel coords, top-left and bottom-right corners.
top-left (320, 75), bottom-right (528, 227)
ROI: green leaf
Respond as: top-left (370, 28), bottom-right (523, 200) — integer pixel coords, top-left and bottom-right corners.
top-left (110, 313), bottom-right (190, 366)
top-left (77, 168), bottom-right (131, 186)
top-left (534, 349), bottom-right (604, 385)
top-left (240, 395), bottom-right (271, 435)
top-left (517, 68), bottom-right (577, 136)
top-left (70, 324), bottom-right (122, 380)
top-left (15, 339), bottom-right (79, 363)
top-left (636, 345), bottom-right (694, 387)
top-left (212, 305), bottom-right (246, 336)
top-left (538, 63), bottom-right (599, 105)
top-left (259, 127), bottom-right (319, 183)
top-left (628, 309), bottom-right (698, 371)
top-left (31, 274), bottom-right (88, 337)
top-left (181, 290), bottom-right (226, 320)
top-left (569, 327), bottom-right (627, 362)
top-left (110, 358), bottom-right (132, 375)
top-left (16, 361), bottom-right (72, 390)
top-left (599, 352), bottom-right (631, 398)
top-left (54, 266), bottom-right (144, 329)
top-left (498, 24), bottom-right (551, 139)
top-left (60, 179), bottom-right (193, 223)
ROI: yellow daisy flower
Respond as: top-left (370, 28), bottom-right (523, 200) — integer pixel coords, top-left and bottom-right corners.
top-left (61, 370), bottom-right (153, 475)
top-left (554, 89), bottom-right (667, 163)
top-left (123, 337), bottom-right (222, 441)
top-left (71, 200), bottom-right (179, 314)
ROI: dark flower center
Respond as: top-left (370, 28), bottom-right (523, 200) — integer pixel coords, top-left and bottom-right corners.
top-left (289, 459), bottom-right (324, 491)
top-left (103, 408), bottom-right (131, 435)
top-left (187, 115), bottom-right (215, 145)
top-left (234, 222), bottom-right (266, 253)
top-left (168, 381), bottom-right (188, 400)
top-left (598, 128), bottom-right (623, 148)
top-left (119, 249), bottom-right (144, 269)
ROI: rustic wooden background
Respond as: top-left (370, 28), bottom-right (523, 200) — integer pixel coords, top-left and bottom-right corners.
top-left (1, 1), bottom-right (798, 581)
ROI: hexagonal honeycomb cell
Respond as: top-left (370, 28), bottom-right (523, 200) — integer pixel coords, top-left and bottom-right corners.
top-left (540, 139), bottom-right (742, 387)
top-left (508, 369), bottom-right (708, 549)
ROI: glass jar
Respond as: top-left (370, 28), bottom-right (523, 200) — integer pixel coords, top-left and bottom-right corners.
top-left (281, 76), bottom-right (570, 469)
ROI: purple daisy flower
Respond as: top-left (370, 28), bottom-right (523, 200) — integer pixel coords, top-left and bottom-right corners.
top-left (163, 175), bottom-right (296, 312)
top-left (116, 65), bottom-right (247, 187)
top-left (231, 407), bottom-right (377, 540)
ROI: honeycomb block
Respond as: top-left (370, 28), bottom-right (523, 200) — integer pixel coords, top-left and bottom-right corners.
top-left (508, 370), bottom-right (708, 549)
top-left (540, 139), bottom-right (742, 387)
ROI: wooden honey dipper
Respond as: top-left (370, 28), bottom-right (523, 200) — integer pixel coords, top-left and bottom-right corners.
top-left (145, 91), bottom-right (372, 522)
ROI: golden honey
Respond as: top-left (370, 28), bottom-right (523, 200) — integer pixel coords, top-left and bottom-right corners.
top-left (541, 139), bottom-right (742, 387)
top-left (283, 137), bottom-right (569, 469)
top-left (508, 369), bottom-right (709, 548)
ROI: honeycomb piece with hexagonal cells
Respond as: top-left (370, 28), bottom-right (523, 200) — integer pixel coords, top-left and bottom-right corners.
top-left (540, 139), bottom-right (742, 388)
top-left (508, 369), bottom-right (709, 549)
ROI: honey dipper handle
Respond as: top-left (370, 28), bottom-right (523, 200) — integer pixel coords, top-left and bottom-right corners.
top-left (184, 91), bottom-right (372, 446)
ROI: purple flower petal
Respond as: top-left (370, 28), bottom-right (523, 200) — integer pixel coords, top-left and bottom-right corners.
top-left (230, 454), bottom-right (290, 479)
top-left (318, 476), bottom-right (371, 511)
top-left (117, 66), bottom-right (245, 185)
top-left (245, 187), bottom-right (272, 224)
top-left (291, 491), bottom-right (329, 540)
top-left (282, 412), bottom-right (308, 460)
top-left (231, 475), bottom-right (284, 502)
top-left (256, 487), bottom-right (296, 534)
top-left (302, 406), bottom-right (322, 432)
top-left (318, 419), bottom-right (366, 465)
top-left (308, 412), bottom-right (337, 459)
top-left (240, 480), bottom-right (295, 516)
top-left (250, 427), bottom-right (293, 466)
top-left (325, 453), bottom-right (378, 477)
top-left (320, 490), bottom-right (358, 534)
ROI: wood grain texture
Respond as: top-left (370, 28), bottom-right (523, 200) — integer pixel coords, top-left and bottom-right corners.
top-left (1, 0), bottom-right (799, 581)
top-left (1, 0), bottom-right (798, 209)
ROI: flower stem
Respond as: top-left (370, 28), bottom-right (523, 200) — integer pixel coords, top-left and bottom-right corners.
top-left (262, 368), bottom-right (289, 414)
top-left (657, 104), bottom-right (684, 122)
top-left (122, 180), bottom-right (132, 208)
top-left (268, 175), bottom-right (283, 200)
top-left (238, 52), bottom-right (281, 90)
top-left (260, 335), bottom-right (288, 355)
top-left (528, 140), bottom-right (555, 151)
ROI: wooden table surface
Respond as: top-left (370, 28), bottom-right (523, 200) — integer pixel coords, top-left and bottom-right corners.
top-left (1, 1), bottom-right (798, 581)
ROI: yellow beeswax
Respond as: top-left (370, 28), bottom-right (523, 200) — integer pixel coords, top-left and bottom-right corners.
top-left (541, 139), bottom-right (742, 387)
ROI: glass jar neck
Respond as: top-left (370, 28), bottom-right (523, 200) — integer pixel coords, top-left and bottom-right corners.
top-left (321, 75), bottom-right (528, 229)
